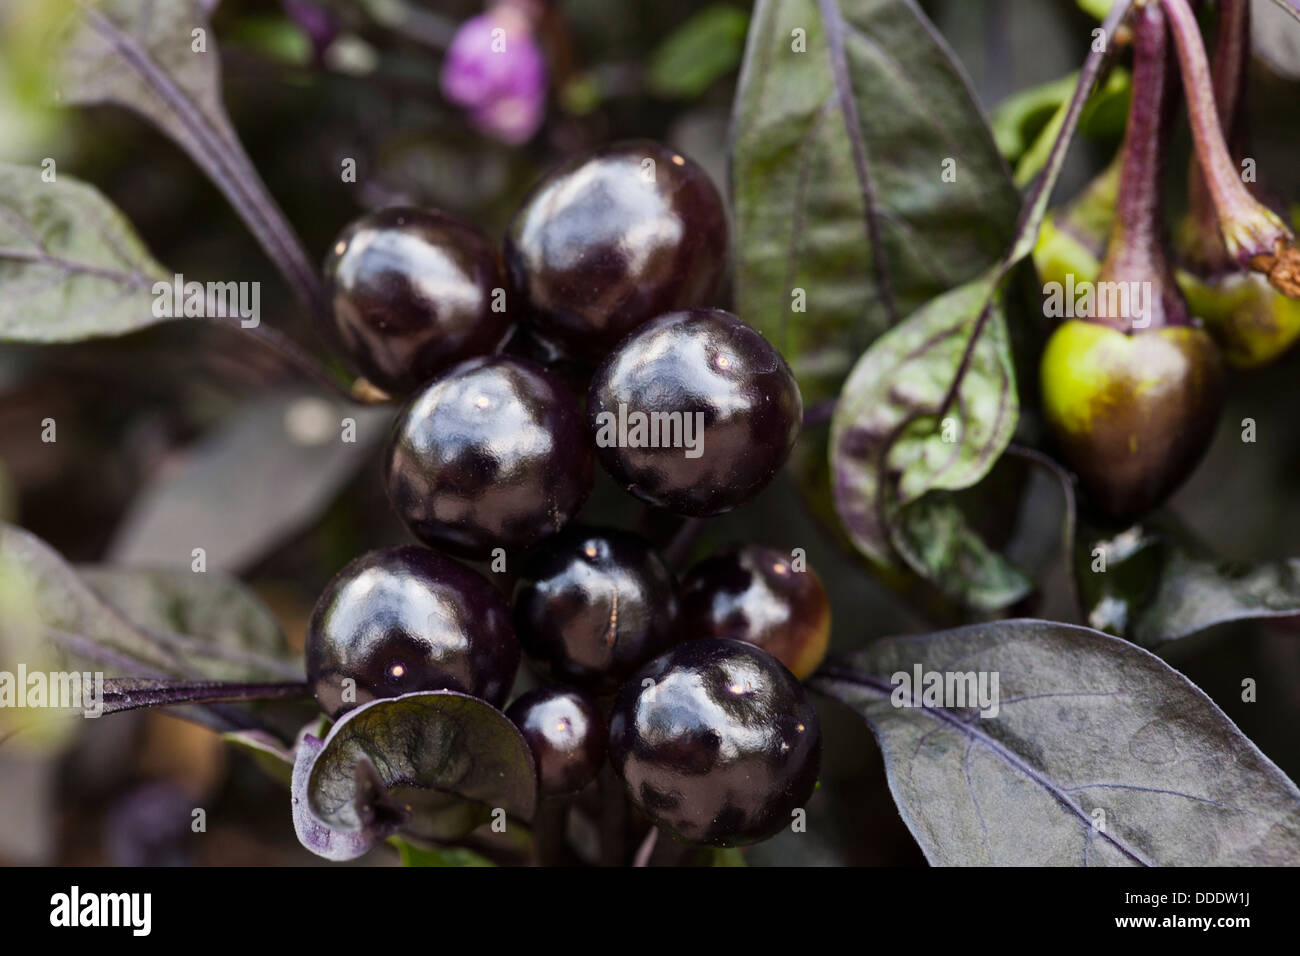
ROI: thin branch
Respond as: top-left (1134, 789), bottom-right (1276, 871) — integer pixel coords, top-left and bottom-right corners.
top-left (633, 826), bottom-right (659, 867)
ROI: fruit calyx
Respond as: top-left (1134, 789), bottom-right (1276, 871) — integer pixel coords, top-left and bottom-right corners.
top-left (1163, 0), bottom-right (1300, 297)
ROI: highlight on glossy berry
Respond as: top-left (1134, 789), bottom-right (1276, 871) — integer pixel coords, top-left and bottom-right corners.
top-left (608, 639), bottom-right (821, 847)
top-left (679, 545), bottom-right (830, 681)
top-left (506, 685), bottom-right (607, 795)
top-left (306, 546), bottom-right (520, 718)
top-left (385, 355), bottom-right (594, 559)
top-left (504, 140), bottom-right (729, 362)
top-left (587, 308), bottom-right (802, 517)
top-left (512, 526), bottom-right (678, 693)
top-left (323, 207), bottom-right (511, 395)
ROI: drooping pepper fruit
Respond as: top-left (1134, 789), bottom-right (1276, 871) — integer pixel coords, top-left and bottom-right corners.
top-left (1040, 0), bottom-right (1224, 525)
top-left (1163, 0), bottom-right (1300, 297)
top-left (1173, 0), bottom-right (1300, 368)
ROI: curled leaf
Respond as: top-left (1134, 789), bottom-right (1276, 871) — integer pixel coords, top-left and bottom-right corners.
top-left (830, 272), bottom-right (1029, 608)
top-left (292, 733), bottom-right (383, 861)
top-left (301, 691), bottom-right (536, 857)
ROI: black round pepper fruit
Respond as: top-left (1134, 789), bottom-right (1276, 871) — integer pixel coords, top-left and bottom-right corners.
top-left (323, 207), bottom-right (510, 394)
top-left (679, 545), bottom-right (830, 680)
top-left (306, 546), bottom-right (519, 718)
top-left (505, 686), bottom-right (607, 794)
top-left (513, 527), bottom-right (678, 693)
top-left (587, 309), bottom-right (802, 516)
top-left (504, 140), bottom-right (729, 361)
top-left (609, 639), bottom-right (821, 847)
top-left (385, 355), bottom-right (594, 558)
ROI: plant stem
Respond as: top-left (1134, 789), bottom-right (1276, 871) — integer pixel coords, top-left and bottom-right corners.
top-left (633, 826), bottom-right (659, 867)
top-left (663, 517), bottom-right (705, 571)
top-left (97, 678), bottom-right (312, 717)
top-left (1095, 0), bottom-right (1187, 331)
top-left (206, 312), bottom-right (389, 405)
top-left (1182, 0), bottom-right (1250, 274)
top-left (1162, 0), bottom-right (1300, 294)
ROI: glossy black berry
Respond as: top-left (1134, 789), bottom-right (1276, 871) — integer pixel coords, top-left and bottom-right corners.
top-left (306, 547), bottom-right (519, 719)
top-left (513, 527), bottom-right (678, 693)
top-left (385, 355), bottom-right (594, 558)
top-left (679, 546), bottom-right (830, 680)
top-left (504, 140), bottom-right (728, 361)
top-left (609, 639), bottom-right (821, 847)
top-left (506, 686), bottom-right (607, 794)
top-left (588, 309), bottom-right (802, 516)
top-left (324, 207), bottom-right (510, 394)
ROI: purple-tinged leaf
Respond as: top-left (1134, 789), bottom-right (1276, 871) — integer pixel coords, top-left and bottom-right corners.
top-left (292, 733), bottom-right (384, 861)
top-left (0, 522), bottom-right (305, 732)
top-left (53, 0), bottom-right (325, 318)
top-left (1265, 0), bottom-right (1300, 26)
top-left (108, 393), bottom-right (392, 573)
top-left (811, 619), bottom-right (1300, 865)
top-left (1254, 0), bottom-right (1300, 79)
top-left (0, 164), bottom-right (167, 343)
top-left (81, 566), bottom-right (303, 681)
top-left (304, 692), bottom-right (537, 847)
top-left (828, 0), bottom-right (1135, 607)
top-left (730, 0), bottom-right (1020, 406)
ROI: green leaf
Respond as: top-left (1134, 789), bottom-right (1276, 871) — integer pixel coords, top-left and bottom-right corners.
top-left (991, 73), bottom-right (1078, 161)
top-left (1076, 518), bottom-right (1300, 647)
top-left (1000, 69), bottom-right (1130, 187)
top-left (730, 0), bottom-right (1020, 406)
top-left (109, 394), bottom-right (392, 573)
top-left (1077, 0), bottom-right (1117, 19)
top-left (80, 567), bottom-right (302, 681)
top-left (811, 619), bottom-right (1300, 865)
top-left (0, 523), bottom-right (302, 734)
top-left (826, 0), bottom-right (1136, 607)
top-left (830, 273), bottom-right (1029, 609)
top-left (0, 523), bottom-right (187, 681)
top-left (647, 5), bottom-right (750, 99)
top-left (394, 839), bottom-right (495, 868)
top-left (890, 494), bottom-right (1032, 610)
top-left (0, 163), bottom-right (168, 343)
top-left (302, 692), bottom-right (537, 856)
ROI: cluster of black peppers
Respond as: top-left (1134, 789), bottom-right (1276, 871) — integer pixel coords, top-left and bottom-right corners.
top-left (305, 139), bottom-right (828, 852)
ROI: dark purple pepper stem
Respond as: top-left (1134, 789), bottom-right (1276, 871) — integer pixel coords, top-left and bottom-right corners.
top-left (1163, 0), bottom-right (1300, 295)
top-left (1183, 0), bottom-right (1249, 274)
top-left (1095, 0), bottom-right (1188, 331)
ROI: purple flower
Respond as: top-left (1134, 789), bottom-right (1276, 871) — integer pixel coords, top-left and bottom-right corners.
top-left (441, 11), bottom-right (548, 145)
